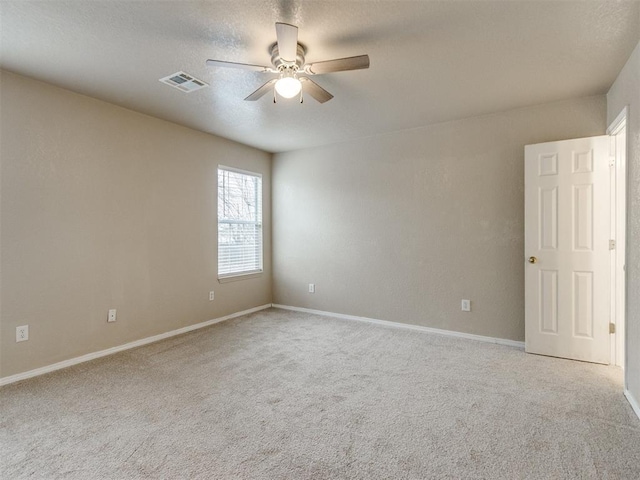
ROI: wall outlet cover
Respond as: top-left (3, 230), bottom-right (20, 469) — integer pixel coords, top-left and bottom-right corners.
top-left (16, 325), bottom-right (29, 342)
top-left (461, 300), bottom-right (471, 312)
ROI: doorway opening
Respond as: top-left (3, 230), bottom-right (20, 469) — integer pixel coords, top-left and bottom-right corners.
top-left (524, 115), bottom-right (628, 368)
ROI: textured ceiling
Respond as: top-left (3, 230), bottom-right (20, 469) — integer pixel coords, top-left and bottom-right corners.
top-left (1, 1), bottom-right (639, 153)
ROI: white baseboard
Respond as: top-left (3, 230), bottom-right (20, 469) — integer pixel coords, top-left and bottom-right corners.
top-left (272, 304), bottom-right (525, 349)
top-left (0, 304), bottom-right (272, 387)
top-left (624, 389), bottom-right (640, 421)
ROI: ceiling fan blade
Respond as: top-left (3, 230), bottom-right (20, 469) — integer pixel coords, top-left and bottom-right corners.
top-left (244, 79), bottom-right (278, 101)
top-left (305, 55), bottom-right (370, 75)
top-left (300, 77), bottom-right (333, 103)
top-left (206, 59), bottom-right (270, 72)
top-left (275, 22), bottom-right (298, 63)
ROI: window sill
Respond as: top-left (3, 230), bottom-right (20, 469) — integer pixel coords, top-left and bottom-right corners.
top-left (218, 271), bottom-right (263, 283)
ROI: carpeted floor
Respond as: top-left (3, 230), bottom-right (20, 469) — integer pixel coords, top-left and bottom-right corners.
top-left (1, 307), bottom-right (639, 479)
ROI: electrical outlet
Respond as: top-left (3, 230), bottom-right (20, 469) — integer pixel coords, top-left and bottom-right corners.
top-left (209, 291), bottom-right (215, 301)
top-left (108, 309), bottom-right (117, 322)
top-left (461, 299), bottom-right (471, 312)
top-left (16, 325), bottom-right (29, 342)
top-left (308, 283), bottom-right (315, 293)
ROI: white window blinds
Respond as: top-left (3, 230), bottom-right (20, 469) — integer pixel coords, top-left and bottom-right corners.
top-left (217, 167), bottom-right (263, 277)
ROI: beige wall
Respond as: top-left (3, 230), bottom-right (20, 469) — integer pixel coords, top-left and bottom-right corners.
top-left (607, 40), bottom-right (640, 404)
top-left (1, 63), bottom-right (628, 382)
top-left (273, 96), bottom-right (607, 341)
top-left (0, 71), bottom-right (272, 378)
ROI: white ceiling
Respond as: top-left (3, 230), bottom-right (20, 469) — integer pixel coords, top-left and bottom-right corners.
top-left (1, 1), bottom-right (638, 153)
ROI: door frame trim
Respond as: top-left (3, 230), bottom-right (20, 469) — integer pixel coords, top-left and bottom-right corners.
top-left (607, 106), bottom-right (628, 383)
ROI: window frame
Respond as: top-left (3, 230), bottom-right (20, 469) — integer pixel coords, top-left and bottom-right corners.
top-left (217, 165), bottom-right (263, 280)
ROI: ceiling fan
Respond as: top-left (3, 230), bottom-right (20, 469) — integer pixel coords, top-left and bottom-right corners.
top-left (205, 22), bottom-right (370, 104)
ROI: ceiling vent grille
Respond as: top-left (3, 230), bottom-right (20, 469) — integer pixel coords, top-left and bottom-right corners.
top-left (159, 71), bottom-right (208, 93)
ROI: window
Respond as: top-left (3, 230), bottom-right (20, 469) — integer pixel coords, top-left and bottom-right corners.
top-left (217, 166), bottom-right (263, 278)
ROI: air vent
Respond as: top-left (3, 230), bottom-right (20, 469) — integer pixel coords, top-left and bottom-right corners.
top-left (159, 71), bottom-right (208, 93)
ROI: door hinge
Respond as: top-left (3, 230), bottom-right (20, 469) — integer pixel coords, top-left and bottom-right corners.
top-left (609, 157), bottom-right (615, 167)
top-left (609, 323), bottom-right (616, 334)
top-left (609, 239), bottom-right (616, 250)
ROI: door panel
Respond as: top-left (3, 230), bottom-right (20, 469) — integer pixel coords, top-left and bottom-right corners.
top-left (525, 136), bottom-right (610, 364)
top-left (539, 269), bottom-right (558, 333)
top-left (539, 187), bottom-right (558, 249)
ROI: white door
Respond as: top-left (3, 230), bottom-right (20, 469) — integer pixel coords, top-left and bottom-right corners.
top-left (525, 136), bottom-right (611, 364)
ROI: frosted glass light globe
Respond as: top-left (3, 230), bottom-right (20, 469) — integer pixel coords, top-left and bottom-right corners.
top-left (275, 77), bottom-right (302, 98)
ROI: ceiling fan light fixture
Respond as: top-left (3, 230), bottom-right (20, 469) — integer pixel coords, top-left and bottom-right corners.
top-left (206, 22), bottom-right (369, 103)
top-left (275, 76), bottom-right (302, 98)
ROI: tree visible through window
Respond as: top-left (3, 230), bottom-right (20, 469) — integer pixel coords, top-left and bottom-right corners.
top-left (217, 167), bottom-right (263, 277)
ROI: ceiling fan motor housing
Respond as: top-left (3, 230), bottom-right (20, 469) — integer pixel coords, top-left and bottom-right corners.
top-left (270, 43), bottom-right (306, 70)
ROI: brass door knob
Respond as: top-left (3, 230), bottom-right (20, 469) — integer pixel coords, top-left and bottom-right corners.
top-left (528, 256), bottom-right (537, 264)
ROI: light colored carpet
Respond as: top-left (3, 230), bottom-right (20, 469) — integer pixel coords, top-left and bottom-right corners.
top-left (1, 307), bottom-right (639, 479)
